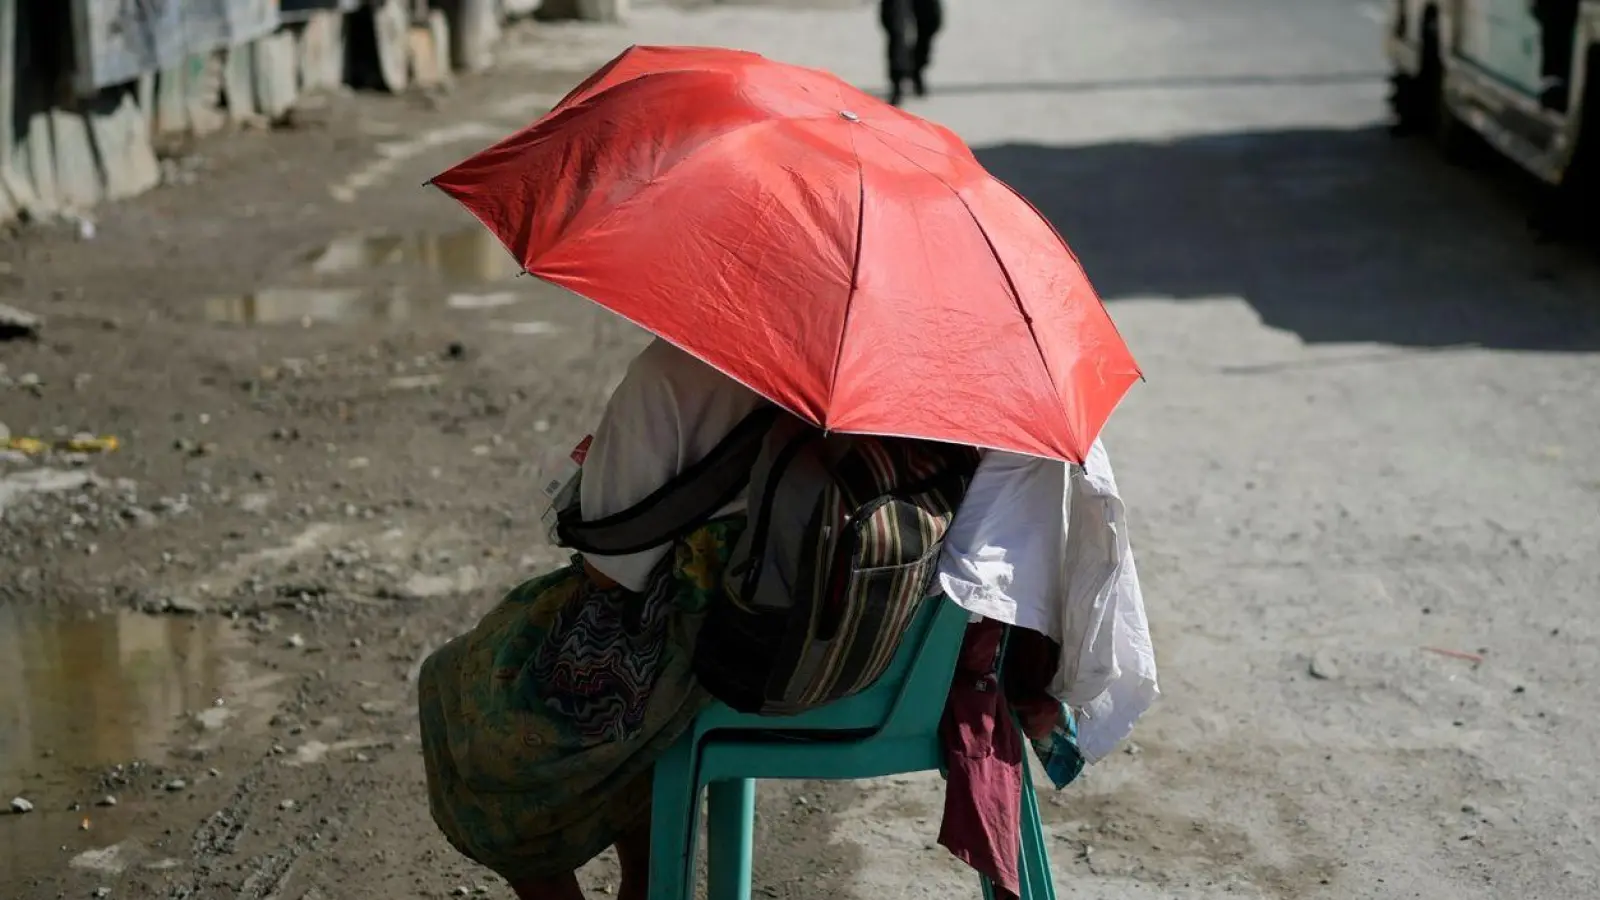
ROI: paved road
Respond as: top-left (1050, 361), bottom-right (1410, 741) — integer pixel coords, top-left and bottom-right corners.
top-left (629, 1), bottom-right (1600, 898)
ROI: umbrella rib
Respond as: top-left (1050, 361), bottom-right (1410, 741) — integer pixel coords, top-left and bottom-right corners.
top-left (825, 91), bottom-right (870, 431)
top-left (853, 127), bottom-right (1066, 420)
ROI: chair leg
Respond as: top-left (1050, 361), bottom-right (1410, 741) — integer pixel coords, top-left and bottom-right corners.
top-left (1017, 754), bottom-right (1057, 900)
top-left (648, 731), bottom-right (703, 900)
top-left (705, 778), bottom-right (756, 900)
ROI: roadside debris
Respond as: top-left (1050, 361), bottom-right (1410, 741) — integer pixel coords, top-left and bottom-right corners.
top-left (0, 302), bottom-right (41, 341)
top-left (1422, 646), bottom-right (1486, 664)
top-left (1309, 650), bottom-right (1340, 680)
top-left (5, 435), bottom-right (121, 455)
top-left (10, 797), bottom-right (34, 813)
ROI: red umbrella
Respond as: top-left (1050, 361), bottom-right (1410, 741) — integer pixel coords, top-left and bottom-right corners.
top-left (431, 45), bottom-right (1140, 462)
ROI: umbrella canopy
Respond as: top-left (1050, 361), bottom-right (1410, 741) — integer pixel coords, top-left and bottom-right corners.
top-left (431, 45), bottom-right (1140, 462)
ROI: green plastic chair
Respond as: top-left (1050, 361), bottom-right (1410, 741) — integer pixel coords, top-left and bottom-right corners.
top-left (646, 596), bottom-right (1058, 900)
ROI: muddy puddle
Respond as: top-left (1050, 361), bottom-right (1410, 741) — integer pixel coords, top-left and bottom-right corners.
top-left (298, 227), bottom-right (521, 281)
top-left (0, 607), bottom-right (276, 787)
top-left (204, 227), bottom-right (549, 325)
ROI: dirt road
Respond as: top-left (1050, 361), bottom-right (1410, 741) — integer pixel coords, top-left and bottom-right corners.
top-left (4, 1), bottom-right (1600, 899)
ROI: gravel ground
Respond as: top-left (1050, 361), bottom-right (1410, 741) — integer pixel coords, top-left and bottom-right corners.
top-left (2, 1), bottom-right (1598, 898)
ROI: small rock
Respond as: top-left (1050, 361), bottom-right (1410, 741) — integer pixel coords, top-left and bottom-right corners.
top-left (10, 797), bottom-right (34, 813)
top-left (162, 596), bottom-right (206, 615)
top-left (151, 496), bottom-right (189, 514)
top-left (95, 795), bottom-right (117, 808)
top-left (0, 303), bottom-right (42, 341)
top-left (1309, 650), bottom-right (1340, 681)
top-left (238, 492), bottom-right (273, 514)
top-left (279, 799), bottom-right (296, 811)
top-left (163, 779), bottom-right (187, 792)
top-left (286, 633), bottom-right (306, 649)
top-left (453, 888), bottom-right (472, 897)
top-left (93, 888), bottom-right (110, 899)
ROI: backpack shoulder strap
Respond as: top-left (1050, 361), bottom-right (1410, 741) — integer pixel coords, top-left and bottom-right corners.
top-left (555, 405), bottom-right (782, 556)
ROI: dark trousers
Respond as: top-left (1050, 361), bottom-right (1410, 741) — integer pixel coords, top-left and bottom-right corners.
top-left (880, 0), bottom-right (943, 82)
top-left (1532, 0), bottom-right (1580, 81)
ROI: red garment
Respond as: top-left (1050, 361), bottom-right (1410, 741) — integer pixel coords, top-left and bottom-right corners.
top-left (938, 620), bottom-right (1061, 900)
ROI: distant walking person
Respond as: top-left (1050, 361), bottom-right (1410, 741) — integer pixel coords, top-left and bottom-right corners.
top-left (880, 0), bottom-right (943, 106)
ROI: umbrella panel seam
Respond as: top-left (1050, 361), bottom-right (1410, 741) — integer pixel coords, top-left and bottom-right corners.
top-left (851, 126), bottom-right (1071, 441)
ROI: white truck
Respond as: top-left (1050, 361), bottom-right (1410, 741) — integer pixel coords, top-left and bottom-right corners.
top-left (1385, 0), bottom-right (1600, 208)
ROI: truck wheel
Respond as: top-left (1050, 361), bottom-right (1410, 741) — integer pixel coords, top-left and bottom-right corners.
top-left (1543, 48), bottom-right (1600, 238)
top-left (1388, 70), bottom-right (1422, 134)
top-left (1399, 9), bottom-right (1473, 161)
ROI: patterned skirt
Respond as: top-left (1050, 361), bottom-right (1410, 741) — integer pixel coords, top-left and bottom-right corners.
top-left (418, 518), bottom-right (743, 882)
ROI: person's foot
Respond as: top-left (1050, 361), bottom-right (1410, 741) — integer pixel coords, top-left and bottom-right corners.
top-left (910, 69), bottom-right (927, 97)
top-left (888, 80), bottom-right (905, 107)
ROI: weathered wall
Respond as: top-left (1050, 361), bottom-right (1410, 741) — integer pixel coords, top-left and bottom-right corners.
top-left (0, 0), bottom-right (620, 228)
top-left (0, 2), bottom-right (446, 228)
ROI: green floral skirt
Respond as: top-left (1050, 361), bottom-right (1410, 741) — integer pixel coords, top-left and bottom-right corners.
top-left (418, 519), bottom-right (742, 882)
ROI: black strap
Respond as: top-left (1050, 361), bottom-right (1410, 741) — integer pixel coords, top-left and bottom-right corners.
top-left (555, 406), bottom-right (782, 556)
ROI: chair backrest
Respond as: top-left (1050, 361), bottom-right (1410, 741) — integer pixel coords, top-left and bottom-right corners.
top-left (873, 595), bottom-right (970, 739)
top-left (693, 594), bottom-right (971, 738)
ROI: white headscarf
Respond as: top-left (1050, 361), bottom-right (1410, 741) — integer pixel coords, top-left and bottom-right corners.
top-left (578, 338), bottom-right (765, 591)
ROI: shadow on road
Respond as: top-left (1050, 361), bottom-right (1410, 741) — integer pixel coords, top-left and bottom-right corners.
top-left (975, 126), bottom-right (1600, 353)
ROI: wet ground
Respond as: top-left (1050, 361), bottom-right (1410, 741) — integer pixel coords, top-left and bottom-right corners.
top-left (4, 1), bottom-right (1600, 898)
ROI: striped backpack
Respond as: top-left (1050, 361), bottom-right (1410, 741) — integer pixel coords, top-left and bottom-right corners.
top-left (556, 407), bottom-right (980, 715)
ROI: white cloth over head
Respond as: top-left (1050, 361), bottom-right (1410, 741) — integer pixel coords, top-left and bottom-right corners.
top-left (578, 338), bottom-right (765, 592)
top-left (574, 338), bottom-right (1158, 760)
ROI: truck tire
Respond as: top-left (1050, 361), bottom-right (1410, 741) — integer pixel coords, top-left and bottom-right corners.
top-left (1401, 8), bottom-right (1472, 161)
top-left (1540, 48), bottom-right (1600, 238)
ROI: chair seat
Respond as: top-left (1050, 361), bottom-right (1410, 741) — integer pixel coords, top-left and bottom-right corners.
top-left (647, 596), bottom-right (1058, 900)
